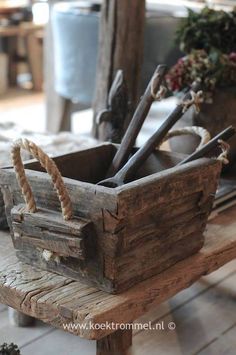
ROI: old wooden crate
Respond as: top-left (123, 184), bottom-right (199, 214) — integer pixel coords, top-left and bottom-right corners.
top-left (0, 142), bottom-right (222, 294)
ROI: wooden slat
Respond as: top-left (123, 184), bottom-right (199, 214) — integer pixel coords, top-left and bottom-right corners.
top-left (11, 205), bottom-right (95, 259)
top-left (0, 206), bottom-right (235, 340)
top-left (135, 259), bottom-right (236, 332)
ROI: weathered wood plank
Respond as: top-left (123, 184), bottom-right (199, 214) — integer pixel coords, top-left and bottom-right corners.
top-left (117, 158), bottom-right (221, 217)
top-left (0, 207), bottom-right (235, 340)
top-left (93, 0), bottom-right (145, 138)
top-left (114, 230), bottom-right (204, 283)
top-left (105, 199), bottom-right (209, 256)
top-left (11, 205), bottom-right (96, 259)
top-left (11, 205), bottom-right (93, 236)
top-left (134, 259), bottom-right (236, 333)
top-left (24, 143), bottom-right (116, 184)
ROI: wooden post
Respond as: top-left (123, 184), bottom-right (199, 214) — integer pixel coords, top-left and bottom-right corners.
top-left (8, 307), bottom-right (35, 327)
top-left (25, 31), bottom-right (43, 91)
top-left (7, 36), bottom-right (18, 86)
top-left (96, 328), bottom-right (132, 355)
top-left (93, 0), bottom-right (145, 140)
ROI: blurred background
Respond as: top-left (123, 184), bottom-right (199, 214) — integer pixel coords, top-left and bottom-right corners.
top-left (0, 0), bottom-right (235, 138)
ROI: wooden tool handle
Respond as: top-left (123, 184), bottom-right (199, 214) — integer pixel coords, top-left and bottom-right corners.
top-left (179, 126), bottom-right (235, 165)
top-left (115, 82), bottom-right (202, 183)
top-left (106, 64), bottom-right (167, 177)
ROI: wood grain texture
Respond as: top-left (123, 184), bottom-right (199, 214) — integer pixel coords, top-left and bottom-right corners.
top-left (11, 204), bottom-right (95, 260)
top-left (0, 206), bottom-right (235, 340)
top-left (93, 0), bottom-right (145, 138)
top-left (0, 144), bottom-right (222, 293)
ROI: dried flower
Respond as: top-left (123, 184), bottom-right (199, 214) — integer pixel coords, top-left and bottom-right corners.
top-left (166, 50), bottom-right (236, 94)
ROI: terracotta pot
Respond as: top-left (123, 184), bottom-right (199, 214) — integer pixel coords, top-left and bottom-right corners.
top-left (170, 87), bottom-right (236, 166)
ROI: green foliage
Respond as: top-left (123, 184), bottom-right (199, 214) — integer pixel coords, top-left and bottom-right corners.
top-left (0, 343), bottom-right (21, 355)
top-left (176, 7), bottom-right (236, 54)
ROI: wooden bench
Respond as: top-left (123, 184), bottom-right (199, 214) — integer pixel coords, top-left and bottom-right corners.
top-left (0, 206), bottom-right (236, 354)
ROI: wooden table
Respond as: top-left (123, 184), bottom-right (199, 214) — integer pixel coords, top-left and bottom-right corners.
top-left (0, 206), bottom-right (236, 354)
top-left (0, 23), bottom-right (43, 37)
top-left (0, 22), bottom-right (43, 90)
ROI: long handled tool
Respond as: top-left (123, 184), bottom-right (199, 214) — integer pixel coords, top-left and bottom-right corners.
top-left (178, 126), bottom-right (235, 165)
top-left (98, 82), bottom-right (201, 187)
top-left (99, 125), bottom-right (235, 188)
top-left (106, 64), bottom-right (167, 177)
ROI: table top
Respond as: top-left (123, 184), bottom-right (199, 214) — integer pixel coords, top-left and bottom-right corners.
top-left (0, 22), bottom-right (43, 37)
top-left (0, 206), bottom-right (235, 340)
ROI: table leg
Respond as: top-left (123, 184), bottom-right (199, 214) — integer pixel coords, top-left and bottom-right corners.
top-left (58, 97), bottom-right (72, 131)
top-left (96, 328), bottom-right (132, 355)
top-left (7, 36), bottom-right (18, 86)
top-left (8, 307), bottom-right (35, 327)
top-left (25, 32), bottom-right (43, 91)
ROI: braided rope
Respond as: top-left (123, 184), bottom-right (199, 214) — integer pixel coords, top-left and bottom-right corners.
top-left (157, 126), bottom-right (211, 152)
top-left (217, 139), bottom-right (230, 165)
top-left (181, 90), bottom-right (204, 113)
top-left (11, 138), bottom-right (73, 220)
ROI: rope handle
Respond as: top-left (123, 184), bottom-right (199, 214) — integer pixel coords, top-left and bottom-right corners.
top-left (158, 126), bottom-right (211, 152)
top-left (11, 138), bottom-right (73, 220)
top-left (158, 126), bottom-right (230, 165)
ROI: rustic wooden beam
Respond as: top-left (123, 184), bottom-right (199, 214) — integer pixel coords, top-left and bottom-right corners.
top-left (93, 0), bottom-right (145, 139)
top-left (97, 328), bottom-right (132, 355)
top-left (0, 206), bottom-right (235, 339)
top-left (8, 307), bottom-right (35, 327)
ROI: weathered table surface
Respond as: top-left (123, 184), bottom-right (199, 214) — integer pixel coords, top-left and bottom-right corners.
top-left (0, 206), bottom-right (236, 345)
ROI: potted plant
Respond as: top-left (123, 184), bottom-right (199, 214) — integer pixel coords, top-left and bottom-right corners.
top-left (166, 7), bottom-right (236, 164)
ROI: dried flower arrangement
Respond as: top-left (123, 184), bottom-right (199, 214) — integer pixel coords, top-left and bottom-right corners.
top-left (166, 49), bottom-right (236, 97)
top-left (165, 7), bottom-right (236, 163)
top-left (166, 7), bottom-right (236, 96)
